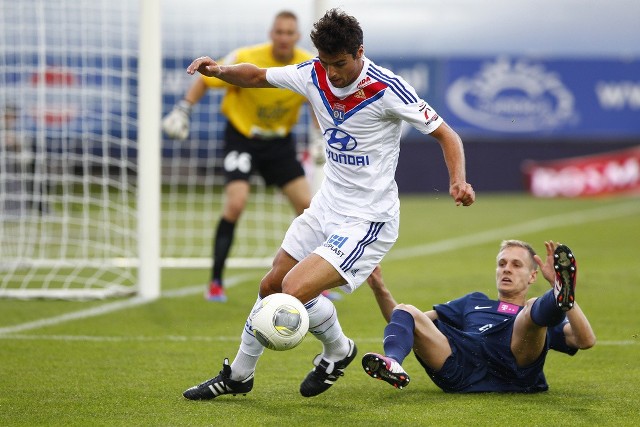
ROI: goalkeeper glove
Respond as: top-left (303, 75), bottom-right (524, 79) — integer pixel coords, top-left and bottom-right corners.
top-left (161, 100), bottom-right (192, 140)
top-left (309, 127), bottom-right (326, 165)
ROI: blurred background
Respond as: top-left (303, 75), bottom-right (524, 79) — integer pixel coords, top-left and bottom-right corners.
top-left (4, 0), bottom-right (640, 192)
top-left (163, 0), bottom-right (640, 57)
top-left (162, 0), bottom-right (640, 193)
top-left (1, 0), bottom-right (638, 297)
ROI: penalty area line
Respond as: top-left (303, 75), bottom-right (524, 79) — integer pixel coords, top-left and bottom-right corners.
top-left (386, 199), bottom-right (640, 261)
top-left (0, 273), bottom-right (257, 336)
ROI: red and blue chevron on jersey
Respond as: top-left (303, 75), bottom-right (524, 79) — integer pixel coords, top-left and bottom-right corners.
top-left (311, 60), bottom-right (387, 125)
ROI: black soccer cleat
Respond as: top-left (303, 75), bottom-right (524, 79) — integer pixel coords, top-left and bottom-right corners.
top-left (362, 352), bottom-right (410, 389)
top-left (300, 339), bottom-right (357, 397)
top-left (182, 358), bottom-right (253, 400)
top-left (553, 244), bottom-right (577, 311)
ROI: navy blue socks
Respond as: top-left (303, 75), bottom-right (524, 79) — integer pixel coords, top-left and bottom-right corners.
top-left (530, 289), bottom-right (566, 327)
top-left (382, 309), bottom-right (416, 364)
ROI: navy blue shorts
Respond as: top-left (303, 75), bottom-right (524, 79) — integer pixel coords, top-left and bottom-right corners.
top-left (415, 320), bottom-right (549, 393)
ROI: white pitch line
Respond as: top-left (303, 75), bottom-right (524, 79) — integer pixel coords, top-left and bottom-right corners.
top-left (0, 296), bottom-right (153, 336)
top-left (0, 273), bottom-right (257, 336)
top-left (0, 334), bottom-right (635, 347)
top-left (0, 199), bottom-right (638, 336)
top-left (387, 199), bottom-right (640, 261)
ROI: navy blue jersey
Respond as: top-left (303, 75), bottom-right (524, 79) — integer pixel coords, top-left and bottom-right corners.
top-left (416, 292), bottom-right (577, 393)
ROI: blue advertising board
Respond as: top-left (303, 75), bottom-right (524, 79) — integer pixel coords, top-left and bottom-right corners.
top-left (435, 56), bottom-right (640, 139)
top-left (6, 55), bottom-right (640, 145)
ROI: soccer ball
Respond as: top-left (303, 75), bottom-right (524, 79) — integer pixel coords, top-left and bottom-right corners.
top-left (250, 293), bottom-right (309, 351)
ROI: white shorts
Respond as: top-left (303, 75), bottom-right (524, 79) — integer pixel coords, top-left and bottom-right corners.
top-left (281, 195), bottom-right (399, 293)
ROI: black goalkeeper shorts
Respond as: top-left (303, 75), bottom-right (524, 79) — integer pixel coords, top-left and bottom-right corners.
top-left (222, 122), bottom-right (305, 187)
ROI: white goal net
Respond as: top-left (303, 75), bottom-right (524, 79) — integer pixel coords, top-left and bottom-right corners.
top-left (0, 0), bottom-right (141, 299)
top-left (159, 3), bottom-right (316, 269)
top-left (0, 0), bottom-right (316, 299)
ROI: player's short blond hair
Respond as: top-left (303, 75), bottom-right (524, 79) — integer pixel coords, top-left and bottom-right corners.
top-left (274, 10), bottom-right (297, 22)
top-left (498, 240), bottom-right (537, 270)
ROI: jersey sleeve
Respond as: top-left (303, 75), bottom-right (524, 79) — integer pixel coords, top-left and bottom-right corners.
top-left (433, 294), bottom-right (471, 328)
top-left (381, 75), bottom-right (443, 134)
top-left (265, 61), bottom-right (312, 96)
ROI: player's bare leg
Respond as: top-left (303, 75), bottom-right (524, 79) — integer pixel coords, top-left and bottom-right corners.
top-left (511, 243), bottom-right (577, 366)
top-left (259, 248), bottom-right (298, 296)
top-left (362, 304), bottom-right (449, 390)
top-left (282, 178), bottom-right (342, 303)
top-left (281, 176), bottom-right (311, 215)
top-left (399, 305), bottom-right (452, 371)
top-left (280, 254), bottom-right (357, 397)
top-left (510, 299), bottom-right (550, 366)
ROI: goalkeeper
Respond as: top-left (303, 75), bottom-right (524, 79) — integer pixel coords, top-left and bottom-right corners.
top-left (162, 11), bottom-right (324, 302)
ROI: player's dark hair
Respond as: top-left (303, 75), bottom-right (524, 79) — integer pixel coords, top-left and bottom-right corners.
top-left (310, 8), bottom-right (363, 57)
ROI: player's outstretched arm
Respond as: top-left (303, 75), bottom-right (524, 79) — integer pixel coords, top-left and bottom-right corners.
top-left (186, 56), bottom-right (274, 88)
top-left (366, 266), bottom-right (398, 323)
top-left (534, 240), bottom-right (558, 285)
top-left (429, 122), bottom-right (475, 206)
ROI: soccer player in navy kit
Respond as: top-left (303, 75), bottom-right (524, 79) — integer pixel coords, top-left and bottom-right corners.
top-left (362, 240), bottom-right (596, 393)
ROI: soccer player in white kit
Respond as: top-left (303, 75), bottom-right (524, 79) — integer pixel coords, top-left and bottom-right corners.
top-left (182, 8), bottom-right (476, 400)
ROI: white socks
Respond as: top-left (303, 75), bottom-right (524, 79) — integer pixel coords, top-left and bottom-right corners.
top-left (230, 295), bottom-right (265, 381)
top-left (305, 294), bottom-right (351, 361)
top-left (229, 293), bottom-right (350, 381)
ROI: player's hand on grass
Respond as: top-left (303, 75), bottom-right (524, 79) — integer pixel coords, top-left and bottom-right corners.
top-left (534, 240), bottom-right (559, 286)
top-left (161, 100), bottom-right (191, 140)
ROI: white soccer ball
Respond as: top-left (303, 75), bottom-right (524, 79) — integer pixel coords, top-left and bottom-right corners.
top-left (250, 293), bottom-right (309, 351)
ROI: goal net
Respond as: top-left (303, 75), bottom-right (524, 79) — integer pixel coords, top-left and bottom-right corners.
top-left (0, 0), bottom-right (142, 299)
top-left (0, 0), bottom-right (316, 299)
top-left (159, 3), bottom-right (316, 270)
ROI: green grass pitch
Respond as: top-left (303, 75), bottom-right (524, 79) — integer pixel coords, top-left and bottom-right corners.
top-left (1, 193), bottom-right (639, 426)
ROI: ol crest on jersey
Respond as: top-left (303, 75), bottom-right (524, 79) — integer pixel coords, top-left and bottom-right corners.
top-left (333, 102), bottom-right (346, 123)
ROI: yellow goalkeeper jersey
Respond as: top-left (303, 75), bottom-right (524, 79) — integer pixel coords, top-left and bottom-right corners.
top-left (202, 43), bottom-right (314, 139)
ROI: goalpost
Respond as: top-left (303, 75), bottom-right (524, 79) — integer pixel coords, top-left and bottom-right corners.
top-left (0, 0), bottom-right (159, 299)
top-left (0, 0), bottom-right (322, 299)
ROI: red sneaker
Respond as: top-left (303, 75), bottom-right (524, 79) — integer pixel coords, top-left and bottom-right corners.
top-left (205, 280), bottom-right (227, 302)
top-left (362, 352), bottom-right (410, 389)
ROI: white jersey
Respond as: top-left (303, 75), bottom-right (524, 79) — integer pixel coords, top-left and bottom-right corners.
top-left (266, 56), bottom-right (443, 222)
